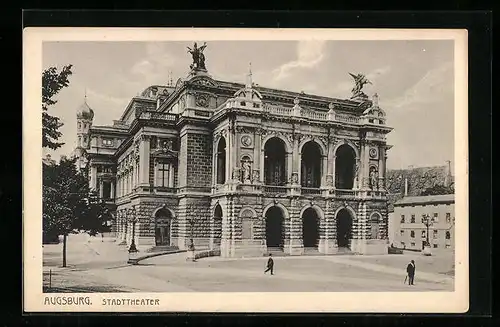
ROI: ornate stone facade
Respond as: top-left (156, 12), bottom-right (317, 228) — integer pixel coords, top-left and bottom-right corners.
top-left (76, 47), bottom-right (393, 256)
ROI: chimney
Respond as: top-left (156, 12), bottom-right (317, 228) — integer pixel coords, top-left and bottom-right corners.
top-left (444, 160), bottom-right (452, 187)
top-left (404, 177), bottom-right (408, 197)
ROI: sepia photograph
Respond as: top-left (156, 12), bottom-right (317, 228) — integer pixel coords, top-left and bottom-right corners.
top-left (23, 28), bottom-right (468, 312)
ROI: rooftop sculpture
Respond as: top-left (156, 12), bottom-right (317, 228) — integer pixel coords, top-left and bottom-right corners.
top-left (349, 73), bottom-right (372, 100)
top-left (187, 42), bottom-right (208, 71)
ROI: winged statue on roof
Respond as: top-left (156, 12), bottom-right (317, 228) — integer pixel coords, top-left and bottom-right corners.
top-left (349, 73), bottom-right (372, 99)
top-left (187, 42), bottom-right (208, 71)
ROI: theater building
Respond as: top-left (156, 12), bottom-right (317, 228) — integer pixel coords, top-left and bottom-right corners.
top-left (74, 44), bottom-right (393, 257)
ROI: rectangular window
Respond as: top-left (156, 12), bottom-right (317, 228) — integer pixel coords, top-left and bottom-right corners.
top-left (400, 215), bottom-right (405, 223)
top-left (445, 244), bottom-right (451, 249)
top-left (156, 163), bottom-right (170, 187)
top-left (400, 230), bottom-right (404, 237)
top-left (433, 230), bottom-right (438, 239)
top-left (410, 230), bottom-right (415, 238)
top-left (410, 215), bottom-right (415, 223)
top-left (102, 181), bottom-right (111, 199)
top-left (446, 213), bottom-right (451, 223)
top-left (433, 244), bottom-right (438, 248)
top-left (421, 231), bottom-right (426, 239)
top-left (411, 242), bottom-right (415, 247)
top-left (433, 212), bottom-right (439, 223)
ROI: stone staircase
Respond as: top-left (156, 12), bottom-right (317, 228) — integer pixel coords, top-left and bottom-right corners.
top-left (264, 247), bottom-right (287, 257)
top-left (146, 245), bottom-right (180, 253)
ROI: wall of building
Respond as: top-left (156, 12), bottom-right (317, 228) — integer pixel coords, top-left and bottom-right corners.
top-left (393, 201), bottom-right (455, 251)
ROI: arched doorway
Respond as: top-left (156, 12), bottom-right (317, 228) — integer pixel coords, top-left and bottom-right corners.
top-left (265, 206), bottom-right (285, 248)
top-left (212, 204), bottom-right (223, 248)
top-left (301, 141), bottom-right (322, 188)
top-left (335, 144), bottom-right (356, 189)
top-left (336, 208), bottom-right (353, 248)
top-left (216, 137), bottom-right (226, 184)
top-left (155, 208), bottom-right (172, 246)
top-left (302, 207), bottom-right (320, 248)
top-left (264, 137), bottom-right (287, 186)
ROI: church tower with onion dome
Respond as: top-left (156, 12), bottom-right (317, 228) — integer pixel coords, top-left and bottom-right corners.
top-left (73, 93), bottom-right (94, 173)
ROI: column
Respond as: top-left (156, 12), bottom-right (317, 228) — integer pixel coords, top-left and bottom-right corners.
top-left (111, 182), bottom-right (115, 199)
top-left (226, 129), bottom-right (232, 182)
top-left (139, 135), bottom-right (151, 185)
top-left (253, 131), bottom-right (261, 183)
top-left (212, 139), bottom-right (217, 187)
top-left (286, 151), bottom-right (293, 185)
top-left (90, 165), bottom-right (97, 190)
top-left (321, 155), bottom-right (328, 188)
top-left (378, 147), bottom-right (385, 190)
top-left (326, 141), bottom-right (334, 187)
top-left (99, 179), bottom-right (104, 198)
top-left (291, 136), bottom-right (299, 185)
top-left (360, 142), bottom-right (369, 189)
top-left (260, 142), bottom-right (265, 185)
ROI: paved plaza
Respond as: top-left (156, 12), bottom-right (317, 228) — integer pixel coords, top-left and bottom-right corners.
top-left (43, 233), bottom-right (454, 293)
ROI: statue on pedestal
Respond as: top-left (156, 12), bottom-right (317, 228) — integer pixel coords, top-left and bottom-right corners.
top-left (242, 160), bottom-right (251, 183)
top-left (369, 167), bottom-right (379, 190)
top-left (187, 42), bottom-right (207, 71)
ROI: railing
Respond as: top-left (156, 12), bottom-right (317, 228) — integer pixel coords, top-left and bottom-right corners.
top-left (301, 187), bottom-right (322, 195)
top-left (263, 103), bottom-right (293, 116)
top-left (332, 189), bottom-right (357, 197)
top-left (139, 111), bottom-right (178, 122)
top-left (301, 109), bottom-right (328, 121)
top-left (335, 114), bottom-right (360, 124)
top-left (263, 185), bottom-right (288, 194)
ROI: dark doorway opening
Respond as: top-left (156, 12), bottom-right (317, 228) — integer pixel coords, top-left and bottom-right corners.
top-left (302, 208), bottom-right (319, 248)
top-left (212, 204), bottom-right (223, 247)
top-left (336, 208), bottom-right (353, 248)
top-left (155, 208), bottom-right (172, 246)
top-left (265, 206), bottom-right (284, 248)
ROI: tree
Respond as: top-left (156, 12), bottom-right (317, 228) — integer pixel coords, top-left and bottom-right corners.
top-left (43, 156), bottom-right (109, 267)
top-left (42, 65), bottom-right (73, 150)
top-left (420, 184), bottom-right (454, 196)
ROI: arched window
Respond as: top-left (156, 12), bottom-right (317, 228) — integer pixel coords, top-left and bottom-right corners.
top-left (264, 137), bottom-right (287, 186)
top-left (445, 231), bottom-right (451, 240)
top-left (216, 137), bottom-right (226, 184)
top-left (335, 144), bottom-right (356, 189)
top-left (410, 230), bottom-right (415, 238)
top-left (301, 141), bottom-right (322, 188)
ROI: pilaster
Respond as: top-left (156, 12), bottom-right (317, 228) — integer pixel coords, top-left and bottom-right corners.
top-left (139, 135), bottom-right (151, 186)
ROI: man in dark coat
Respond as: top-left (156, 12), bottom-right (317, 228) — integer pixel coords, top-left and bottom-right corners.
top-left (264, 254), bottom-right (274, 275)
top-left (406, 260), bottom-right (416, 285)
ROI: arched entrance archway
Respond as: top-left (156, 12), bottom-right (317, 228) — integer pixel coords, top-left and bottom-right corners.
top-left (155, 208), bottom-right (172, 246)
top-left (302, 207), bottom-right (320, 248)
top-left (301, 141), bottom-right (322, 188)
top-left (264, 137), bottom-right (287, 186)
top-left (212, 204), bottom-right (223, 248)
top-left (336, 208), bottom-right (353, 248)
top-left (335, 144), bottom-right (356, 189)
top-left (265, 206), bottom-right (285, 248)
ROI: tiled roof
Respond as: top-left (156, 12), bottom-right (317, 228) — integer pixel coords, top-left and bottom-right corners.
top-left (394, 194), bottom-right (455, 206)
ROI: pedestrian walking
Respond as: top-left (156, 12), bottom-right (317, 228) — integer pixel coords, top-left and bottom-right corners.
top-left (264, 253), bottom-right (274, 275)
top-left (406, 260), bottom-right (416, 285)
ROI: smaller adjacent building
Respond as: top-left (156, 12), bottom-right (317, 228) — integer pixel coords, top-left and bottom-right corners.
top-left (392, 194), bottom-right (455, 251)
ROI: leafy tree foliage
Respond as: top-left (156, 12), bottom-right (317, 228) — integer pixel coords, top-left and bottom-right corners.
top-left (42, 65), bottom-right (73, 150)
top-left (43, 156), bottom-right (109, 267)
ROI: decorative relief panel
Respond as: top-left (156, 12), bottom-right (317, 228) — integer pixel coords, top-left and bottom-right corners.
top-left (240, 135), bottom-right (253, 147)
top-left (369, 147), bottom-right (379, 159)
top-left (195, 93), bottom-right (210, 108)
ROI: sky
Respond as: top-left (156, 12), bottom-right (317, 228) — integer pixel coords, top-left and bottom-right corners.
top-left (42, 40), bottom-right (455, 170)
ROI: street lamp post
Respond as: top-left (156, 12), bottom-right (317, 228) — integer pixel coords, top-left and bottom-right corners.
top-left (127, 206), bottom-right (139, 264)
top-left (422, 214), bottom-right (433, 256)
top-left (187, 218), bottom-right (196, 262)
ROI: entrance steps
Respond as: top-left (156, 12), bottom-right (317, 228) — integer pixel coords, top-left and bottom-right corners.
top-left (264, 247), bottom-right (287, 257)
top-left (146, 245), bottom-right (180, 253)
